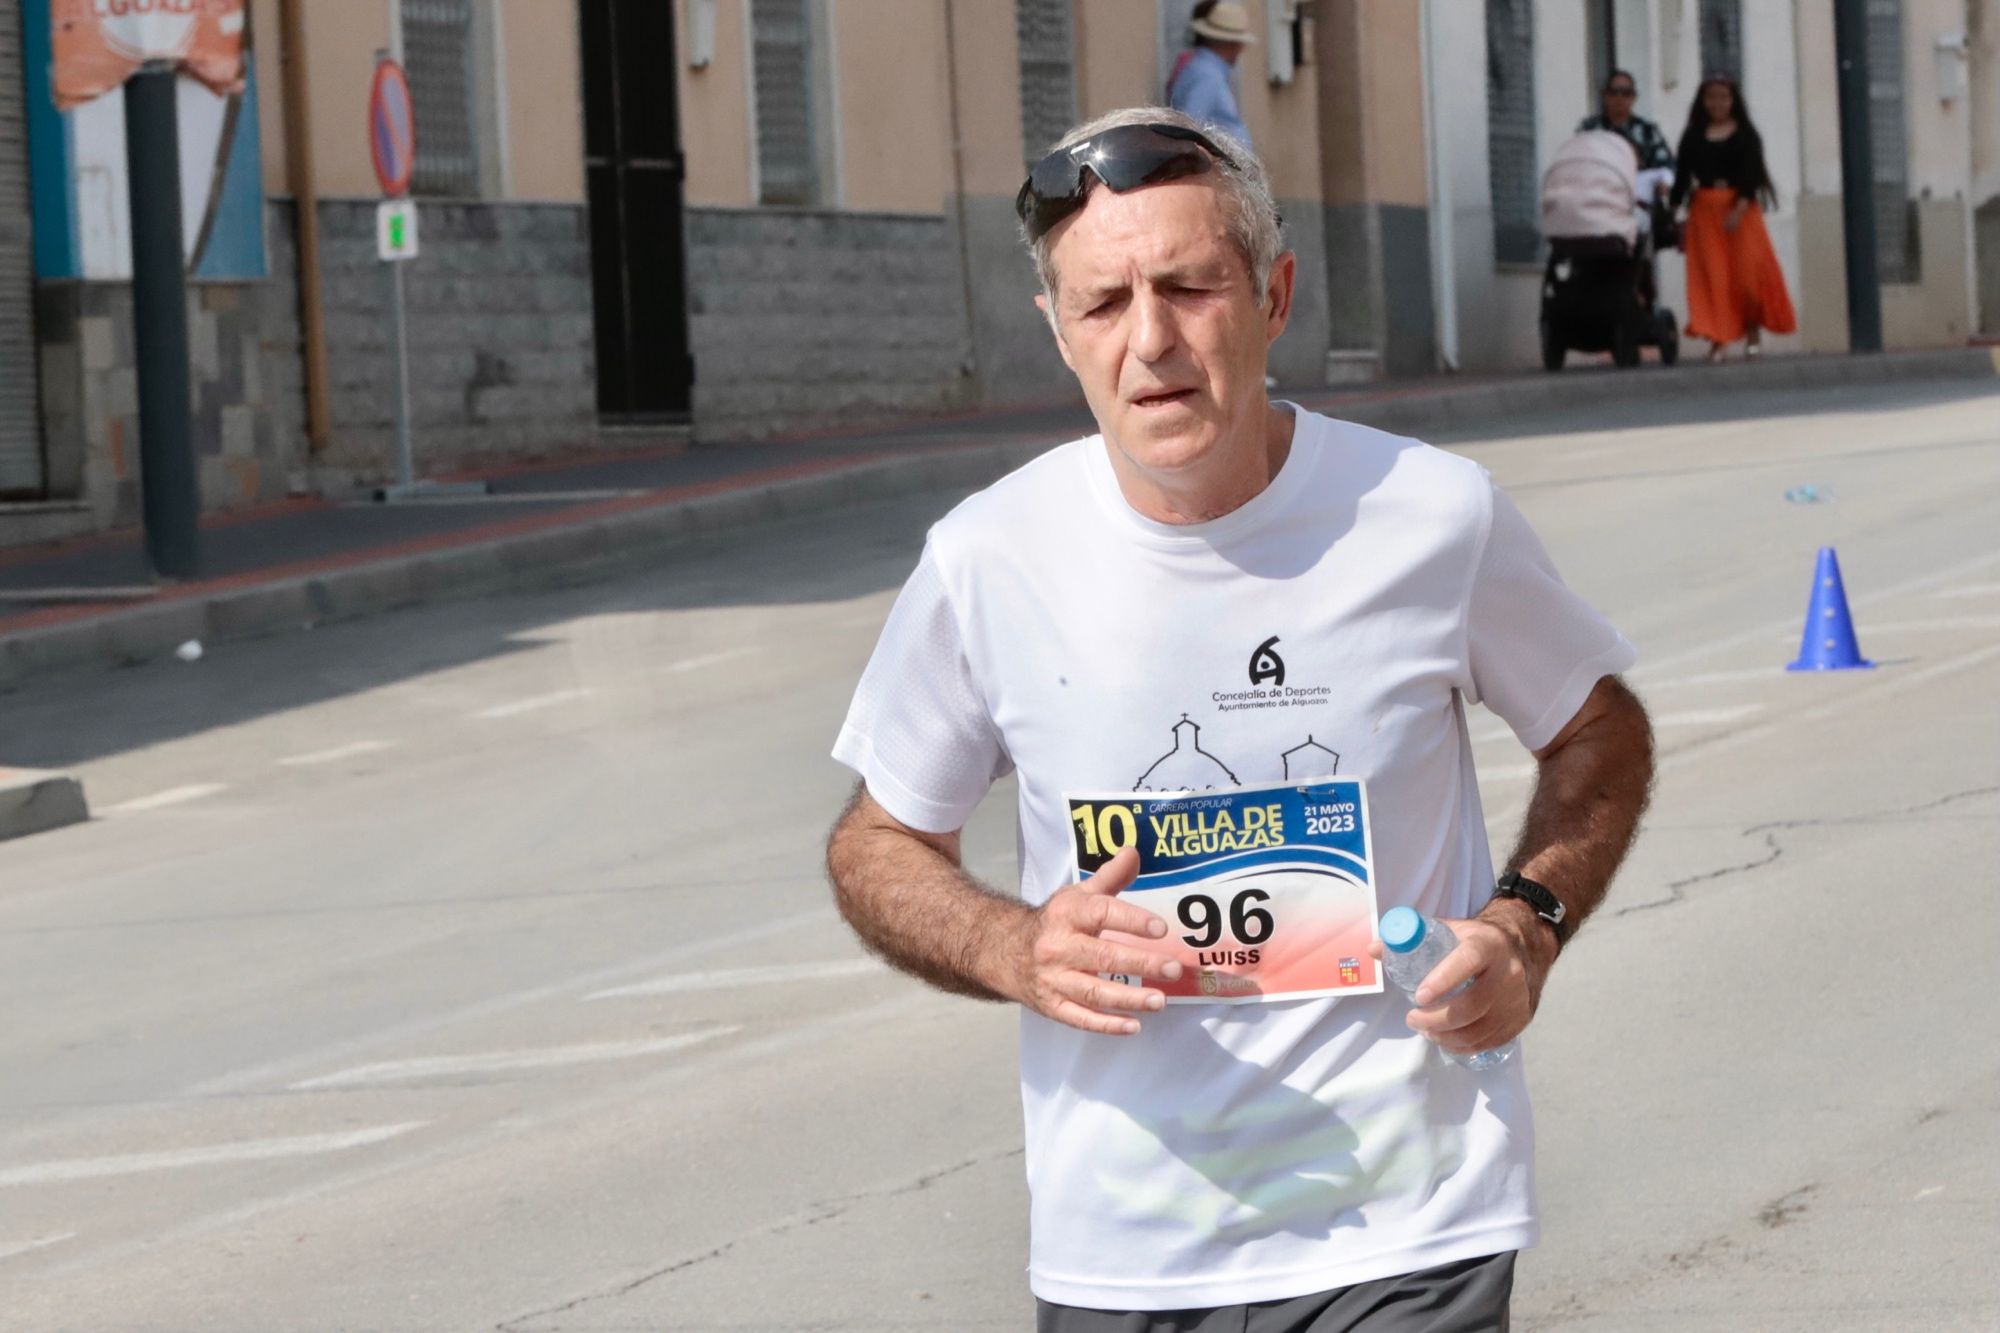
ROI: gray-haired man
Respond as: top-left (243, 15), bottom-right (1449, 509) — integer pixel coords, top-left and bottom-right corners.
top-left (825, 108), bottom-right (1654, 1331)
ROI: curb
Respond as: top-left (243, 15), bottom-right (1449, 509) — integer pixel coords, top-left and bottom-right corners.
top-left (0, 439), bottom-right (1047, 687)
top-left (0, 767), bottom-right (89, 842)
top-left (1, 348), bottom-right (1993, 688)
top-left (1298, 346), bottom-right (2000, 438)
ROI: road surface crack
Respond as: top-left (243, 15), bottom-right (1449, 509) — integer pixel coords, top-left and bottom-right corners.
top-left (494, 1144), bottom-right (1023, 1331)
top-left (1617, 784), bottom-right (2000, 917)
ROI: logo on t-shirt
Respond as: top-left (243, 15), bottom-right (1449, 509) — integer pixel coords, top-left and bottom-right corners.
top-left (1248, 636), bottom-right (1286, 686)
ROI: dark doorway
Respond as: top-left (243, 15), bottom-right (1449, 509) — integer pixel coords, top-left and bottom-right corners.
top-left (579, 0), bottom-right (693, 420)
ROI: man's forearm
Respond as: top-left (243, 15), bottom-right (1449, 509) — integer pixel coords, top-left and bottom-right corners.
top-left (1498, 676), bottom-right (1655, 946)
top-left (825, 794), bottom-right (1030, 1002)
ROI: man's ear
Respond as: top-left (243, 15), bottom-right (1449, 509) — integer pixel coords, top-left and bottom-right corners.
top-left (1035, 293), bottom-right (1077, 373)
top-left (1263, 251), bottom-right (1297, 346)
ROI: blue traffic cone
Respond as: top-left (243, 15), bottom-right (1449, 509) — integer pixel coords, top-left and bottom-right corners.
top-left (1787, 547), bottom-right (1874, 671)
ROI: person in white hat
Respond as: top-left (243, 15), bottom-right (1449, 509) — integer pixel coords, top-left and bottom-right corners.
top-left (1166, 0), bottom-right (1255, 148)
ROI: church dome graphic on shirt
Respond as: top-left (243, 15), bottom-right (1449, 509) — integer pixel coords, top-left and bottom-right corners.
top-left (1134, 715), bottom-right (1240, 791)
top-left (1280, 736), bottom-right (1340, 781)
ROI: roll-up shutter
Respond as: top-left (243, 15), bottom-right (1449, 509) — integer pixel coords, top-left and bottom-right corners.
top-left (0, 0), bottom-right (43, 497)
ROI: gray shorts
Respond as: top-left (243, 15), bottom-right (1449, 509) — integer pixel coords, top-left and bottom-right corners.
top-left (1035, 1251), bottom-right (1515, 1333)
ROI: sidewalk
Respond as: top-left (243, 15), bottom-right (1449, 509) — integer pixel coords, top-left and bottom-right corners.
top-left (2, 346), bottom-right (1994, 687)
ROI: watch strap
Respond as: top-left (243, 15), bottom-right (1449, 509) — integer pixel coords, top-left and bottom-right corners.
top-left (1495, 869), bottom-right (1572, 947)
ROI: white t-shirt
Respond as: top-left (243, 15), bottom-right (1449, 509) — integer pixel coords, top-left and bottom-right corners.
top-left (832, 408), bottom-right (1637, 1310)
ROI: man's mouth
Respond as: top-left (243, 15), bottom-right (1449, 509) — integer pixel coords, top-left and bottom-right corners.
top-left (1132, 389), bottom-right (1196, 409)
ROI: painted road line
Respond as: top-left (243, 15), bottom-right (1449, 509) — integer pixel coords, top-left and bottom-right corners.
top-left (474, 688), bottom-right (594, 720)
top-left (277, 739), bottom-right (398, 767)
top-left (98, 783), bottom-right (228, 815)
top-left (589, 957), bottom-right (888, 1001)
top-left (1649, 704), bottom-right (1763, 728)
top-left (0, 1232), bottom-right (76, 1261)
top-left (0, 1123), bottom-right (427, 1188)
top-left (288, 1030), bottom-right (738, 1091)
top-left (1848, 615), bottom-right (2000, 634)
top-left (1630, 665), bottom-right (1788, 691)
top-left (1928, 583), bottom-right (2000, 600)
top-left (1475, 702), bottom-right (1761, 747)
top-left (667, 647), bottom-right (753, 673)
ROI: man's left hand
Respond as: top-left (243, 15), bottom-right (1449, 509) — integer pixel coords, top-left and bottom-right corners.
top-left (1368, 902), bottom-right (1559, 1056)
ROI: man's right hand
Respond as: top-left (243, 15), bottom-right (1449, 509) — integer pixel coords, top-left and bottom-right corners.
top-left (999, 846), bottom-right (1183, 1036)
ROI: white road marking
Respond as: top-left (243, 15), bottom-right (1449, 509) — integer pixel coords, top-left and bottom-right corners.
top-left (1913, 1185), bottom-right (1944, 1200)
top-left (1851, 615), bottom-right (2000, 634)
top-left (1474, 703), bottom-right (1761, 747)
top-left (474, 688), bottom-right (594, 719)
top-left (667, 647), bottom-right (754, 673)
top-left (172, 908), bottom-right (836, 1104)
top-left (98, 783), bottom-right (228, 815)
top-left (31, 995), bottom-right (927, 1282)
top-left (1629, 665), bottom-right (1782, 691)
top-left (1640, 547), bottom-right (2000, 676)
top-left (1486, 639), bottom-right (2000, 834)
top-left (589, 957), bottom-right (888, 1001)
top-left (0, 1232), bottom-right (75, 1261)
top-left (288, 1030), bottom-right (737, 1091)
top-left (277, 740), bottom-right (398, 767)
top-left (0, 1123), bottom-right (426, 1188)
top-left (1650, 704), bottom-right (1764, 728)
top-left (1927, 582), bottom-right (2000, 599)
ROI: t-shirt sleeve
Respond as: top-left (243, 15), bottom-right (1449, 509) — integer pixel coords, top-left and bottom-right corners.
top-left (1464, 480), bottom-right (1638, 752)
top-left (831, 542), bottom-right (1013, 834)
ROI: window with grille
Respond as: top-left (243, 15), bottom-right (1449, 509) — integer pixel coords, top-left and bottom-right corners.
top-left (403, 0), bottom-right (480, 197)
top-left (752, 0), bottom-right (819, 206)
top-left (1697, 0), bottom-right (1742, 79)
top-left (1018, 0), bottom-right (1077, 168)
top-left (1865, 0), bottom-right (1915, 282)
top-left (1486, 0), bottom-right (1538, 264)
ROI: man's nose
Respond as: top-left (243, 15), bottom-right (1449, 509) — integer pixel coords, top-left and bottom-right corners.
top-left (1128, 288), bottom-right (1177, 363)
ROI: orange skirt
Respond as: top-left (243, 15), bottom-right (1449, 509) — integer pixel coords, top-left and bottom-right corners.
top-left (1683, 188), bottom-right (1796, 345)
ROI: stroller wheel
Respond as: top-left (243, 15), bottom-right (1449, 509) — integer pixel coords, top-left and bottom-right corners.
top-left (1540, 316), bottom-right (1566, 372)
top-left (1656, 309), bottom-right (1680, 366)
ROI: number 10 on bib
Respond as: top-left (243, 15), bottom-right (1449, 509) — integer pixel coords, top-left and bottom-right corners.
top-left (1065, 780), bottom-right (1383, 1004)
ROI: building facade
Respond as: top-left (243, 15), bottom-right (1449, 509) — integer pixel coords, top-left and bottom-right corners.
top-left (0, 1), bottom-right (1995, 547)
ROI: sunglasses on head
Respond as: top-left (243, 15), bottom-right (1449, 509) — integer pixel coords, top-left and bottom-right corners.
top-left (1015, 123), bottom-right (1234, 241)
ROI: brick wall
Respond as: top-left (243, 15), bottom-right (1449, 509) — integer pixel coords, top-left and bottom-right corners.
top-left (311, 199), bottom-right (597, 480)
top-left (684, 207), bottom-right (976, 440)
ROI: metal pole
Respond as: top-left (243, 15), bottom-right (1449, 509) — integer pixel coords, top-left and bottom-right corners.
top-left (123, 64), bottom-right (201, 579)
top-left (1832, 0), bottom-right (1884, 353)
top-left (388, 257), bottom-right (415, 490)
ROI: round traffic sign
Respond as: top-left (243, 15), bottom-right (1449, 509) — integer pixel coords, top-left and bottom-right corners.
top-left (369, 58), bottom-right (416, 198)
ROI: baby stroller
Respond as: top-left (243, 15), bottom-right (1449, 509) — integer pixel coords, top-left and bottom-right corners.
top-left (1537, 131), bottom-right (1679, 370)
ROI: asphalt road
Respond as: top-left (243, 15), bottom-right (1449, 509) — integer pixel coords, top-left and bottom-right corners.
top-left (2, 379), bottom-right (1996, 1331)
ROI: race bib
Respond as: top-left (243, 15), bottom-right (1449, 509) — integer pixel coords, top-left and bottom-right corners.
top-left (1064, 780), bottom-right (1383, 1004)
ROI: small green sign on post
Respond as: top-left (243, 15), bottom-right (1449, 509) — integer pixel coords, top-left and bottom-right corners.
top-left (376, 198), bottom-right (419, 261)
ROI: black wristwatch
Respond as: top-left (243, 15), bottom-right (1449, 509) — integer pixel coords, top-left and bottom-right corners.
top-left (1493, 870), bottom-right (1571, 950)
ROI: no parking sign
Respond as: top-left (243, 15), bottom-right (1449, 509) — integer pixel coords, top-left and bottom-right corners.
top-left (369, 56), bottom-right (416, 198)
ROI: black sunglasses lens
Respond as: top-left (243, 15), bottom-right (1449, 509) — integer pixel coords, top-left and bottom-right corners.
top-left (1018, 124), bottom-right (1228, 237)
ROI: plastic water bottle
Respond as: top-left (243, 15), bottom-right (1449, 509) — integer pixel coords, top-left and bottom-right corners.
top-left (1380, 906), bottom-right (1517, 1071)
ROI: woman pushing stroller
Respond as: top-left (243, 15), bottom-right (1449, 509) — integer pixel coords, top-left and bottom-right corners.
top-left (1671, 73), bottom-right (1797, 361)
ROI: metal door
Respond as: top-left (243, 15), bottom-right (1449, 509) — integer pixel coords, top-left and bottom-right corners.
top-left (580, 0), bottom-right (693, 420)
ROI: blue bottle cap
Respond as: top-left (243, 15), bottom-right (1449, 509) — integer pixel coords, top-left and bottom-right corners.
top-left (1380, 906), bottom-right (1426, 953)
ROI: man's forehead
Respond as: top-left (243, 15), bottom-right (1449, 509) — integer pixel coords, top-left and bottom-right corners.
top-left (1047, 180), bottom-right (1238, 284)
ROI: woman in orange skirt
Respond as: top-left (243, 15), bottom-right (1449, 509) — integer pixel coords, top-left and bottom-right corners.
top-left (1671, 75), bottom-right (1796, 360)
